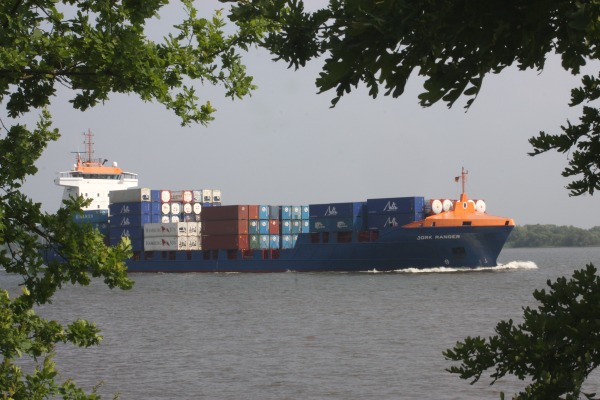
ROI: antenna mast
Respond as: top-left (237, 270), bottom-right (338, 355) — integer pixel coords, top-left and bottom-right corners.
top-left (83, 129), bottom-right (94, 163)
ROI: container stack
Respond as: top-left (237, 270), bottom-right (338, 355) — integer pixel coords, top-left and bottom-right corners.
top-left (158, 188), bottom-right (220, 223)
top-left (108, 188), bottom-right (161, 250)
top-left (72, 210), bottom-right (109, 243)
top-left (143, 222), bottom-right (202, 251)
top-left (309, 202), bottom-right (367, 233)
top-left (201, 205), bottom-right (251, 250)
top-left (366, 196), bottom-right (425, 232)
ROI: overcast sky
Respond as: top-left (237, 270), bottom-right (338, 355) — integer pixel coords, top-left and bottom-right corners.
top-left (15, 1), bottom-right (600, 229)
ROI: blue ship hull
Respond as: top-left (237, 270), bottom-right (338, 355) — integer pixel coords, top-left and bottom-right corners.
top-left (125, 225), bottom-right (513, 273)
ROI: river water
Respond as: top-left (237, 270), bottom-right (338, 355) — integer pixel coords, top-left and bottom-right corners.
top-left (2, 247), bottom-right (600, 399)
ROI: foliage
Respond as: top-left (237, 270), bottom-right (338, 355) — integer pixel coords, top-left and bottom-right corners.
top-left (0, 1), bottom-right (271, 398)
top-left (227, 0), bottom-right (600, 195)
top-left (444, 263), bottom-right (600, 400)
top-left (506, 225), bottom-right (600, 248)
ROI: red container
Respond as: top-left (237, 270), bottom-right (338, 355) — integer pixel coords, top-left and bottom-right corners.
top-left (248, 205), bottom-right (259, 220)
top-left (202, 220), bottom-right (249, 235)
top-left (201, 205), bottom-right (249, 221)
top-left (202, 234), bottom-right (249, 250)
top-left (269, 219), bottom-right (280, 234)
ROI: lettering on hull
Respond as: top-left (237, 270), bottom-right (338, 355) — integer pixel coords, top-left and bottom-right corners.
top-left (417, 234), bottom-right (461, 240)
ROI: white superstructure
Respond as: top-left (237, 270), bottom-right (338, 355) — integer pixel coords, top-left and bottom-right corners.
top-left (55, 130), bottom-right (138, 210)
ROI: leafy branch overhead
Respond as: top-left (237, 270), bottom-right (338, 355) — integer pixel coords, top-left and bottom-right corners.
top-left (0, 0), bottom-right (268, 125)
top-left (227, 0), bottom-right (600, 195)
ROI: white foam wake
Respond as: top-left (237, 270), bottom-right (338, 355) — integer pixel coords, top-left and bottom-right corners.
top-left (392, 260), bottom-right (538, 274)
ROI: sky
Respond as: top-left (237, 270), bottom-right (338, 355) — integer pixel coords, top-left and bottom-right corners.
top-left (15, 1), bottom-right (600, 229)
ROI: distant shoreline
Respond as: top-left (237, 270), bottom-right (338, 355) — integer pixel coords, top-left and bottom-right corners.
top-left (506, 224), bottom-right (600, 248)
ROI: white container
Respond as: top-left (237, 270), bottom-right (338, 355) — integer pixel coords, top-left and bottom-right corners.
top-left (144, 237), bottom-right (186, 251)
top-left (161, 215), bottom-right (170, 223)
top-left (193, 203), bottom-right (202, 215)
top-left (187, 222), bottom-right (199, 236)
top-left (109, 188), bottom-right (151, 203)
top-left (161, 203), bottom-right (171, 215)
top-left (182, 190), bottom-right (193, 203)
top-left (183, 203), bottom-right (193, 214)
top-left (144, 222), bottom-right (179, 237)
top-left (212, 189), bottom-right (222, 203)
top-left (170, 202), bottom-right (182, 214)
top-left (160, 190), bottom-right (171, 203)
top-left (187, 236), bottom-right (201, 250)
top-left (171, 215), bottom-right (180, 223)
top-left (192, 190), bottom-right (202, 203)
top-left (176, 222), bottom-right (188, 236)
top-left (201, 189), bottom-right (213, 203)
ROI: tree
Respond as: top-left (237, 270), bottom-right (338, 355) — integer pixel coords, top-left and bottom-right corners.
top-left (227, 0), bottom-right (600, 195)
top-left (1, 1), bottom-right (269, 398)
top-left (443, 264), bottom-right (600, 400)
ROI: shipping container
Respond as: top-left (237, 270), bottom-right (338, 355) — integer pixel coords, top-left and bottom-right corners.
top-left (110, 214), bottom-right (152, 227)
top-left (366, 196), bottom-right (425, 214)
top-left (160, 190), bottom-right (171, 203)
top-left (109, 202), bottom-right (152, 216)
top-left (161, 203), bottom-right (170, 215)
top-left (268, 205), bottom-right (280, 219)
top-left (193, 203), bottom-right (202, 215)
top-left (309, 202), bottom-right (365, 218)
top-left (73, 209), bottom-right (109, 223)
top-left (249, 220), bottom-right (260, 234)
top-left (201, 189), bottom-right (213, 203)
top-left (212, 190), bottom-right (222, 203)
top-left (280, 206), bottom-right (292, 219)
top-left (301, 220), bottom-right (310, 233)
top-left (187, 236), bottom-right (201, 250)
top-left (281, 220), bottom-right (292, 234)
top-left (248, 205), bottom-right (259, 220)
top-left (259, 205), bottom-right (270, 220)
top-left (192, 190), bottom-right (202, 203)
top-left (249, 235), bottom-right (261, 250)
top-left (110, 236), bottom-right (143, 250)
top-left (161, 215), bottom-right (170, 223)
top-left (202, 219), bottom-right (249, 235)
top-left (201, 205), bottom-right (249, 221)
top-left (310, 219), bottom-right (330, 232)
top-left (291, 206), bottom-right (302, 220)
top-left (170, 202), bottom-right (182, 215)
top-left (281, 235), bottom-right (293, 249)
top-left (367, 213), bottom-right (423, 231)
top-left (202, 234), bottom-right (248, 250)
top-left (269, 219), bottom-right (280, 235)
top-left (301, 206), bottom-right (309, 220)
top-left (144, 237), bottom-right (187, 251)
top-left (109, 187), bottom-right (152, 203)
top-left (259, 235), bottom-right (270, 248)
top-left (144, 222), bottom-right (179, 237)
top-left (110, 226), bottom-right (144, 240)
top-left (270, 235), bottom-right (280, 249)
top-left (259, 220), bottom-right (269, 234)
top-left (182, 203), bottom-right (193, 214)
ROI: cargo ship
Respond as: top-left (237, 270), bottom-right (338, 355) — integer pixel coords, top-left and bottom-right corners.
top-left (54, 132), bottom-right (515, 273)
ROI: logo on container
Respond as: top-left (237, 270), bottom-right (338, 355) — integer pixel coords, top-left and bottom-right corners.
top-left (120, 229), bottom-right (130, 238)
top-left (161, 239), bottom-right (170, 246)
top-left (337, 221), bottom-right (349, 229)
top-left (119, 217), bottom-right (130, 226)
top-left (315, 222), bottom-right (326, 229)
top-left (383, 201), bottom-right (398, 212)
top-left (325, 206), bottom-right (338, 216)
top-left (120, 205), bottom-right (131, 214)
top-left (385, 217), bottom-right (398, 228)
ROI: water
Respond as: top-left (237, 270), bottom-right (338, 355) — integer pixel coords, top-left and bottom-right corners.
top-left (2, 247), bottom-right (600, 399)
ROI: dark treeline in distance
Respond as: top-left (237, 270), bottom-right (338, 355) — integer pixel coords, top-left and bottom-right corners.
top-left (506, 225), bottom-right (600, 248)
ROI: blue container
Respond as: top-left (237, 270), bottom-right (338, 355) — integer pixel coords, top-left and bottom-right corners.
top-left (291, 220), bottom-right (302, 234)
top-left (291, 206), bottom-right (302, 220)
top-left (279, 206), bottom-right (292, 219)
top-left (249, 220), bottom-right (260, 234)
top-left (151, 190), bottom-right (161, 202)
top-left (269, 235), bottom-right (280, 249)
top-left (259, 205), bottom-right (270, 220)
top-left (151, 214), bottom-right (161, 223)
top-left (280, 220), bottom-right (292, 234)
top-left (281, 235), bottom-right (293, 249)
top-left (259, 220), bottom-right (270, 234)
top-left (109, 214), bottom-right (152, 227)
top-left (268, 205), bottom-right (280, 219)
top-left (310, 219), bottom-right (330, 232)
top-left (151, 202), bottom-right (161, 214)
top-left (109, 202), bottom-right (152, 216)
top-left (366, 213), bottom-right (422, 231)
top-left (73, 210), bottom-right (109, 224)
top-left (310, 202), bottom-right (365, 218)
top-left (301, 220), bottom-right (310, 233)
top-left (259, 235), bottom-right (270, 249)
top-left (366, 196), bottom-right (425, 214)
top-left (328, 217), bottom-right (355, 232)
top-left (301, 206), bottom-right (309, 220)
top-left (109, 236), bottom-right (143, 250)
top-left (109, 226), bottom-right (143, 240)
